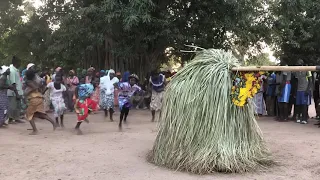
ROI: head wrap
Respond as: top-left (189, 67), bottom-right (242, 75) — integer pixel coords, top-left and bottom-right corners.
top-left (81, 69), bottom-right (87, 76)
top-left (55, 67), bottom-right (62, 72)
top-left (0, 65), bottom-right (9, 74)
top-left (108, 69), bottom-right (115, 74)
top-left (21, 69), bottom-right (27, 77)
top-left (27, 63), bottom-right (35, 70)
top-left (100, 70), bottom-right (105, 74)
top-left (88, 67), bottom-right (95, 72)
top-left (78, 84), bottom-right (94, 99)
top-left (129, 73), bottom-right (139, 81)
top-left (122, 71), bottom-right (130, 82)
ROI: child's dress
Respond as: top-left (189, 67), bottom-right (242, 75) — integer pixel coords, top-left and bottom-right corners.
top-left (91, 86), bottom-right (100, 104)
top-left (118, 82), bottom-right (141, 110)
top-left (75, 84), bottom-right (98, 122)
top-left (47, 82), bottom-right (67, 118)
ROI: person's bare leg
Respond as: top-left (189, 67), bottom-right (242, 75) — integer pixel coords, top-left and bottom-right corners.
top-left (104, 109), bottom-right (108, 121)
top-left (109, 108), bottom-right (114, 121)
top-left (34, 112), bottom-right (57, 130)
top-left (151, 110), bottom-right (155, 122)
top-left (124, 108), bottom-right (129, 123)
top-left (29, 119), bottom-right (38, 135)
top-left (119, 109), bottom-right (124, 130)
top-left (60, 115), bottom-right (64, 128)
top-left (55, 117), bottom-right (60, 127)
top-left (75, 122), bottom-right (83, 135)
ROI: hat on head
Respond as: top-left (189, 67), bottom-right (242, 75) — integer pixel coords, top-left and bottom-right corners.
top-left (27, 63), bottom-right (35, 70)
top-left (129, 74), bottom-right (139, 81)
top-left (55, 67), bottom-right (62, 72)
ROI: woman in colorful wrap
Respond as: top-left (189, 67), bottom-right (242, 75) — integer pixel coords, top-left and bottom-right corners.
top-left (100, 69), bottom-right (119, 121)
top-left (74, 83), bottom-right (98, 135)
top-left (42, 68), bottom-right (52, 112)
top-left (66, 70), bottom-right (79, 112)
top-left (118, 73), bottom-right (141, 129)
top-left (43, 75), bottom-right (67, 127)
top-left (0, 66), bottom-right (15, 127)
top-left (91, 77), bottom-right (100, 104)
top-left (114, 72), bottom-right (122, 106)
top-left (253, 74), bottom-right (267, 116)
top-left (85, 67), bottom-right (95, 84)
top-left (149, 71), bottom-right (166, 121)
top-left (24, 63), bottom-right (56, 135)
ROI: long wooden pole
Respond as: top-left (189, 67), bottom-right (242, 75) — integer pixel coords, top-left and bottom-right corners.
top-left (231, 66), bottom-right (320, 72)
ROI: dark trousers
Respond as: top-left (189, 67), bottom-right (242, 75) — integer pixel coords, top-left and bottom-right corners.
top-left (67, 91), bottom-right (75, 111)
top-left (266, 96), bottom-right (275, 116)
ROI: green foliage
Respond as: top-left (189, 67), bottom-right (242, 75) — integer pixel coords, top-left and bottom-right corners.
top-left (0, 0), bottom-right (274, 73)
top-left (246, 53), bottom-right (276, 66)
top-left (272, 0), bottom-right (320, 65)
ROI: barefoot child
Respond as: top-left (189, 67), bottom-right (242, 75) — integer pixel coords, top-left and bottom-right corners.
top-left (74, 82), bottom-right (98, 134)
top-left (43, 75), bottom-right (67, 127)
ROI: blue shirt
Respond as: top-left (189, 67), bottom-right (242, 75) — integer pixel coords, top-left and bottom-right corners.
top-left (266, 73), bottom-right (276, 96)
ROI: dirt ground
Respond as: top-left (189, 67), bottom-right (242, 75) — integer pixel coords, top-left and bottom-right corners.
top-left (1, 107), bottom-right (320, 180)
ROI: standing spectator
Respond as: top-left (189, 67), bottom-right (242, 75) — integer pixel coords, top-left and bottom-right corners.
top-left (86, 67), bottom-right (95, 84)
top-left (313, 72), bottom-right (320, 119)
top-left (0, 66), bottom-right (14, 127)
top-left (265, 72), bottom-right (276, 116)
top-left (277, 71), bottom-right (292, 121)
top-left (293, 59), bottom-right (312, 124)
top-left (7, 56), bottom-right (23, 124)
top-left (66, 70), bottom-right (79, 112)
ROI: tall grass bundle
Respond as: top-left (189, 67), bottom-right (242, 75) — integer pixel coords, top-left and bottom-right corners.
top-left (148, 49), bottom-right (272, 174)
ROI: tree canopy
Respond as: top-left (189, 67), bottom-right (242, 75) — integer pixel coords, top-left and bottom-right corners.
top-left (2, 0), bottom-right (307, 76)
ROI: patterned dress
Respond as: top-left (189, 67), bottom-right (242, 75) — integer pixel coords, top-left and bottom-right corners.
top-left (47, 82), bottom-right (67, 118)
top-left (99, 76), bottom-right (119, 110)
top-left (150, 74), bottom-right (165, 111)
top-left (118, 82), bottom-right (141, 110)
top-left (253, 75), bottom-right (267, 115)
top-left (75, 84), bottom-right (98, 122)
top-left (0, 77), bottom-right (8, 125)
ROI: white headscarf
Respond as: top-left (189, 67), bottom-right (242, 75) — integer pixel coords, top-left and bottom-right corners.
top-left (0, 65), bottom-right (9, 75)
top-left (27, 63), bottom-right (35, 70)
top-left (108, 69), bottom-right (115, 74)
top-left (100, 69), bottom-right (119, 94)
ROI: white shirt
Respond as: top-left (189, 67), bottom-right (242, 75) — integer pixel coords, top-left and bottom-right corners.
top-left (47, 82), bottom-right (66, 100)
top-left (100, 76), bottom-right (119, 95)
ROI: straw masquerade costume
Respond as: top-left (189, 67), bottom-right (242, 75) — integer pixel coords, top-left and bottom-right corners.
top-left (149, 49), bottom-right (272, 174)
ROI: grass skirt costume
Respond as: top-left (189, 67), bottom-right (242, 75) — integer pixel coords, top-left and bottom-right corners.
top-left (75, 84), bottom-right (98, 122)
